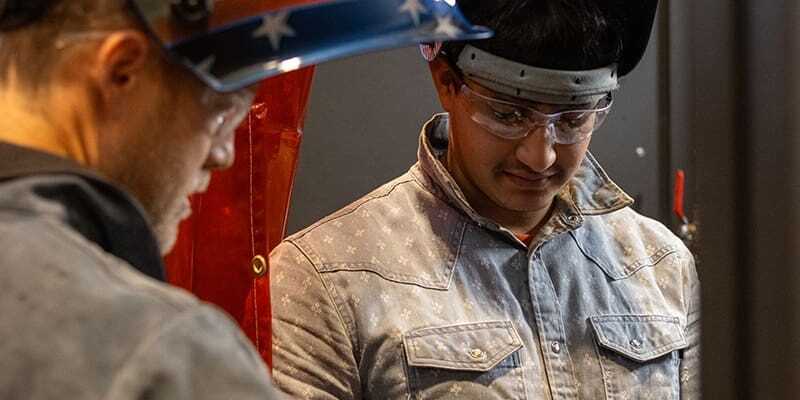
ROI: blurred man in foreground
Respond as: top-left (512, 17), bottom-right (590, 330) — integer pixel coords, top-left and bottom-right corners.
top-left (0, 0), bottom-right (487, 398)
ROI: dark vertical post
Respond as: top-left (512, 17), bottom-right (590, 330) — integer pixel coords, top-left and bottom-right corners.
top-left (790, 2), bottom-right (800, 391)
top-left (690, 0), bottom-right (800, 398)
top-left (664, 0), bottom-right (694, 234)
top-left (689, 0), bottom-right (745, 398)
top-left (741, 0), bottom-right (800, 397)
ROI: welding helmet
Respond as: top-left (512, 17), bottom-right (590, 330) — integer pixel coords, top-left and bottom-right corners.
top-left (0, 0), bottom-right (492, 92)
top-left (433, 0), bottom-right (658, 106)
top-left (134, 0), bottom-right (492, 92)
top-left (612, 0), bottom-right (659, 77)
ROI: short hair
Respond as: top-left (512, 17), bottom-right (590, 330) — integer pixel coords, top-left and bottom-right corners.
top-left (0, 0), bottom-right (140, 90)
top-left (443, 0), bottom-right (625, 71)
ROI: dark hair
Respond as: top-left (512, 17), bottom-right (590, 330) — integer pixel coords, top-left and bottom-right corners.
top-left (0, 0), bottom-right (139, 90)
top-left (444, 0), bottom-right (625, 71)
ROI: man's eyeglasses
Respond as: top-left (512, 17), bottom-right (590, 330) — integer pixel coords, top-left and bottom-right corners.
top-left (458, 83), bottom-right (613, 144)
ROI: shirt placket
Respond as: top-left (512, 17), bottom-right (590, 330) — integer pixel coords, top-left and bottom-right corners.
top-left (526, 215), bottom-right (582, 400)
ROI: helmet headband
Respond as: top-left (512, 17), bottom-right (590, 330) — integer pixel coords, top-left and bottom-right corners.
top-left (456, 45), bottom-right (618, 105)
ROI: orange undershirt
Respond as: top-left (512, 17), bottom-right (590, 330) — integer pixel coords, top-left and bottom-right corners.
top-left (515, 233), bottom-right (534, 248)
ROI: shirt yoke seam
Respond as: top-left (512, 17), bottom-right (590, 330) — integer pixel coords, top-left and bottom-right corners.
top-left (292, 176), bottom-right (416, 241)
top-left (282, 241), bottom-right (363, 360)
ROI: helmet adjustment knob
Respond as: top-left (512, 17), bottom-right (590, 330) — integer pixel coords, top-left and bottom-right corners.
top-left (170, 0), bottom-right (214, 26)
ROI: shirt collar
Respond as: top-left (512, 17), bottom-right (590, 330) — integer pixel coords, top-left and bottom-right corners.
top-left (0, 142), bottom-right (166, 281)
top-left (415, 113), bottom-right (633, 230)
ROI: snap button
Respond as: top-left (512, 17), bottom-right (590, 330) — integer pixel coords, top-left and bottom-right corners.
top-left (551, 341), bottom-right (561, 354)
top-left (630, 339), bottom-right (643, 349)
top-left (468, 348), bottom-right (485, 359)
top-left (252, 255), bottom-right (267, 277)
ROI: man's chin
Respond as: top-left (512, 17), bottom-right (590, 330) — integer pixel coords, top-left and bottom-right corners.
top-left (153, 223), bottom-right (179, 256)
top-left (493, 192), bottom-right (557, 214)
top-left (143, 198), bottom-right (192, 256)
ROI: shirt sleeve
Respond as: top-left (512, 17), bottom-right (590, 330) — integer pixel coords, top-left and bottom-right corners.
top-left (680, 250), bottom-right (701, 399)
top-left (104, 304), bottom-right (284, 400)
top-left (269, 241), bottom-right (362, 399)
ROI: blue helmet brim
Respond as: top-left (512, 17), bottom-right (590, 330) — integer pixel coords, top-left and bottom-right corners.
top-left (131, 0), bottom-right (492, 92)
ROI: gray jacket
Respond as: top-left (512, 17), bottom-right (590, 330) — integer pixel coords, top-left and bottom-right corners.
top-left (0, 143), bottom-right (282, 400)
top-left (270, 114), bottom-right (700, 399)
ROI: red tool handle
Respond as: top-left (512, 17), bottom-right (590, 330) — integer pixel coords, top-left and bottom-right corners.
top-left (673, 169), bottom-right (686, 222)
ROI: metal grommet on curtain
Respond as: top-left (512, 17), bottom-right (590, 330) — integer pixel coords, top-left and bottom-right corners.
top-left (252, 255), bottom-right (267, 277)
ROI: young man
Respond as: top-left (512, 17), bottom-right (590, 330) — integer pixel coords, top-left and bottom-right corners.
top-left (270, 0), bottom-right (700, 398)
top-left (0, 1), bottom-right (484, 398)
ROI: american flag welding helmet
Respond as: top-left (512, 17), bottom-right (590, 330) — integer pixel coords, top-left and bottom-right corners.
top-left (130, 0), bottom-right (492, 92)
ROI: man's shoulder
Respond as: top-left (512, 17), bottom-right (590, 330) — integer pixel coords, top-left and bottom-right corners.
top-left (0, 213), bottom-right (197, 311)
top-left (0, 213), bottom-right (275, 399)
top-left (286, 170), bottom-right (435, 242)
top-left (600, 207), bottom-right (682, 242)
top-left (575, 207), bottom-right (693, 279)
top-left (0, 214), bottom-right (198, 366)
top-left (274, 169), bottom-right (465, 279)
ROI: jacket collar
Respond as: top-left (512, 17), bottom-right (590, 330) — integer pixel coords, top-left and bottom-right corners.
top-left (414, 113), bottom-right (633, 231)
top-left (0, 142), bottom-right (166, 281)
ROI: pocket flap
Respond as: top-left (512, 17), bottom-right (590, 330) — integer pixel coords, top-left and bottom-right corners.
top-left (403, 321), bottom-right (523, 372)
top-left (590, 315), bottom-right (688, 362)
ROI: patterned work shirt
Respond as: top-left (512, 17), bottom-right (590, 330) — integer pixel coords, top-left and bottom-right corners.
top-left (270, 114), bottom-right (700, 399)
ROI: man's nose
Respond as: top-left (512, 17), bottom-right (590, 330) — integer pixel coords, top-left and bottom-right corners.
top-left (204, 137), bottom-right (235, 170)
top-left (515, 124), bottom-right (557, 173)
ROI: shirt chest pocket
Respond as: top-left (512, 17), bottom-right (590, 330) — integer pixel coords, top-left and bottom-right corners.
top-left (590, 315), bottom-right (688, 400)
top-left (402, 321), bottom-right (528, 400)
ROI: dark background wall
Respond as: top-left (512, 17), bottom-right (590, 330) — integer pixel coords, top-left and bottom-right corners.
top-left (286, 20), bottom-right (674, 235)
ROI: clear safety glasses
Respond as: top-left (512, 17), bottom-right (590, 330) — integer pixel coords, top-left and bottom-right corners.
top-left (459, 84), bottom-right (613, 144)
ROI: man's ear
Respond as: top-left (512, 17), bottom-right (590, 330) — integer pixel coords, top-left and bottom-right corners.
top-left (92, 30), bottom-right (151, 99)
top-left (427, 57), bottom-right (458, 112)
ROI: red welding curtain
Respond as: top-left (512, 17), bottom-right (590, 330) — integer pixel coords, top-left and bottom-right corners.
top-left (165, 67), bottom-right (314, 367)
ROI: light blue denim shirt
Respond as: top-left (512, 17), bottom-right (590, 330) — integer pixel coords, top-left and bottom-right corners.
top-left (270, 114), bottom-right (700, 399)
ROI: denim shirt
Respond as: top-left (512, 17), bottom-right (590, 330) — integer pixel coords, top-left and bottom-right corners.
top-left (270, 114), bottom-right (700, 399)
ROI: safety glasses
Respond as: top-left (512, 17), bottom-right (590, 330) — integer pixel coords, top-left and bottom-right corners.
top-left (459, 83), bottom-right (613, 144)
